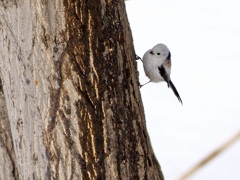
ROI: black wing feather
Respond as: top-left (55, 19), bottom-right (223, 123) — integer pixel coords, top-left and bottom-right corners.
top-left (158, 65), bottom-right (183, 104)
top-left (158, 65), bottom-right (170, 87)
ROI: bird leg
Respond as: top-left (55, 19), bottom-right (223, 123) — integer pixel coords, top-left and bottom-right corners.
top-left (139, 81), bottom-right (151, 88)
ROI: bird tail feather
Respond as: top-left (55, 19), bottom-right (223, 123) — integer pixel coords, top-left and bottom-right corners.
top-left (169, 80), bottom-right (183, 104)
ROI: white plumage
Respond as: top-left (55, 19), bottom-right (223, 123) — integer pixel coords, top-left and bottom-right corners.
top-left (143, 44), bottom-right (170, 82)
top-left (141, 43), bottom-right (182, 104)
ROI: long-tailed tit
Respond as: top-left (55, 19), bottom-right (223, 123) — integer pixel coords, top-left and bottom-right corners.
top-left (140, 43), bottom-right (183, 104)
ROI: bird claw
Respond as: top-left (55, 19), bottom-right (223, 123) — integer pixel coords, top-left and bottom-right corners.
top-left (135, 55), bottom-right (143, 61)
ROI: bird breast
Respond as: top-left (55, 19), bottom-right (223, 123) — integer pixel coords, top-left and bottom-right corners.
top-left (143, 56), bottom-right (165, 82)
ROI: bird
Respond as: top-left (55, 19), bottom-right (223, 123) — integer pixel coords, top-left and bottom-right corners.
top-left (140, 43), bottom-right (183, 104)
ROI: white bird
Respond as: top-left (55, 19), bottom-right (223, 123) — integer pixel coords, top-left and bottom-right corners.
top-left (140, 43), bottom-right (182, 104)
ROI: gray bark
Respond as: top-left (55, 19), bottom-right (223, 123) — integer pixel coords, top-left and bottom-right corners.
top-left (0, 78), bottom-right (18, 179)
top-left (0, 0), bottom-right (164, 179)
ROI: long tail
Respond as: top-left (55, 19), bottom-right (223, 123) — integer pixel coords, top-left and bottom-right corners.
top-left (169, 80), bottom-right (183, 104)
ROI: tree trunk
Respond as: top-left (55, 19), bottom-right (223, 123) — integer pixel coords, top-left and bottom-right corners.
top-left (0, 0), bottom-right (164, 179)
top-left (0, 78), bottom-right (18, 179)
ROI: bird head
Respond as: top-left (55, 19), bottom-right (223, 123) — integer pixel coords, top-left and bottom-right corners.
top-left (150, 43), bottom-right (170, 60)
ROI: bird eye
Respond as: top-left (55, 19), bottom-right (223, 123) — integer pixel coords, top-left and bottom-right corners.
top-left (157, 53), bottom-right (161, 55)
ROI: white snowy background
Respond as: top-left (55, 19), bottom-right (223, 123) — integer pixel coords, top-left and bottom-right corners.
top-left (126, 0), bottom-right (240, 179)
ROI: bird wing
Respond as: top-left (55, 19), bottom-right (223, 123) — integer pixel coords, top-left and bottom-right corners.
top-left (158, 65), bottom-right (183, 104)
top-left (158, 65), bottom-right (170, 87)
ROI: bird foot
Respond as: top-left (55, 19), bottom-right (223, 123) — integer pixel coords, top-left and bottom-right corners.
top-left (135, 55), bottom-right (143, 61)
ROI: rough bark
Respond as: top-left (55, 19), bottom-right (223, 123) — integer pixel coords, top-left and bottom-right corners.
top-left (0, 77), bottom-right (18, 179)
top-left (0, 0), bottom-right (164, 179)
